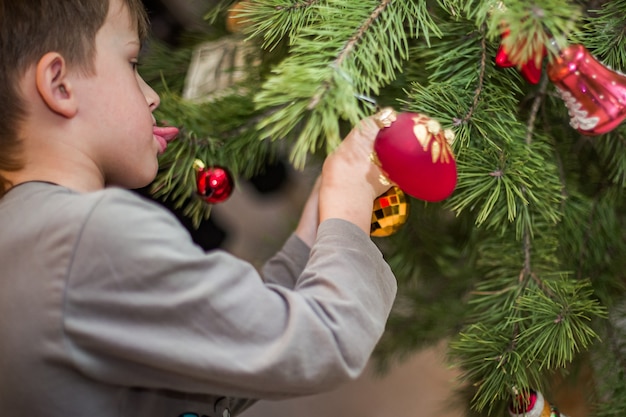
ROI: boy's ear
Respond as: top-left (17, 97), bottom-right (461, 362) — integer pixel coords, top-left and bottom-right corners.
top-left (35, 52), bottom-right (78, 118)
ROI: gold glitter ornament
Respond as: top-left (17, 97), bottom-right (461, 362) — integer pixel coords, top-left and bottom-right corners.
top-left (370, 186), bottom-right (410, 237)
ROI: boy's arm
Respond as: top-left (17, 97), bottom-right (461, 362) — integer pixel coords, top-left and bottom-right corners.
top-left (65, 192), bottom-right (396, 399)
top-left (261, 178), bottom-right (319, 287)
top-left (260, 233), bottom-right (311, 288)
top-left (262, 117), bottom-right (390, 287)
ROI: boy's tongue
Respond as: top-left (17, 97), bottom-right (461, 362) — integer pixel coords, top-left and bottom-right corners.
top-left (153, 126), bottom-right (179, 153)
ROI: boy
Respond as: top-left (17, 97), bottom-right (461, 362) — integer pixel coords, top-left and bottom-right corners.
top-left (0, 0), bottom-right (397, 416)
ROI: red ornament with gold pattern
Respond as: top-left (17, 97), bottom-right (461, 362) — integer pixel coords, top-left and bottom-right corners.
top-left (509, 389), bottom-right (568, 417)
top-left (193, 159), bottom-right (234, 204)
top-left (372, 108), bottom-right (457, 203)
top-left (547, 43), bottom-right (626, 135)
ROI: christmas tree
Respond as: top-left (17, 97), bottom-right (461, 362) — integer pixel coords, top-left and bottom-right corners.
top-left (138, 0), bottom-right (626, 415)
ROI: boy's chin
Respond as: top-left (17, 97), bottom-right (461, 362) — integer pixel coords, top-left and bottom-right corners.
top-left (131, 174), bottom-right (158, 190)
top-left (109, 168), bottom-right (159, 191)
top-left (129, 178), bottom-right (157, 191)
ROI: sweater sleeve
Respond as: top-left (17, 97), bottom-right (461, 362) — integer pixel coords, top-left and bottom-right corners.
top-left (63, 189), bottom-right (397, 400)
top-left (260, 233), bottom-right (311, 288)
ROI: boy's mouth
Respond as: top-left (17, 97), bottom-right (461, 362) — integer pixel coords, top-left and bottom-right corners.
top-left (153, 126), bottom-right (180, 154)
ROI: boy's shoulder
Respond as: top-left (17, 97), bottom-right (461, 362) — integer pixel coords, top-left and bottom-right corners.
top-left (0, 182), bottom-right (171, 225)
top-left (1, 181), bottom-right (141, 204)
top-left (0, 181), bottom-right (190, 250)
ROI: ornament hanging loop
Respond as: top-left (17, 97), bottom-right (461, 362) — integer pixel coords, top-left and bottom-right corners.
top-left (373, 107), bottom-right (397, 128)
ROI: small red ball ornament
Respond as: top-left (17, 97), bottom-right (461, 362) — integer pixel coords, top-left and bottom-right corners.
top-left (372, 109), bottom-right (457, 202)
top-left (193, 159), bottom-right (234, 204)
top-left (547, 43), bottom-right (626, 135)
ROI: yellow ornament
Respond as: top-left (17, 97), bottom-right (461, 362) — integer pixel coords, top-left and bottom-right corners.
top-left (226, 1), bottom-right (250, 33)
top-left (370, 186), bottom-right (410, 237)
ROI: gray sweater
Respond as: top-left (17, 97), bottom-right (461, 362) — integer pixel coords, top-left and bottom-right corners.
top-left (0, 182), bottom-right (396, 417)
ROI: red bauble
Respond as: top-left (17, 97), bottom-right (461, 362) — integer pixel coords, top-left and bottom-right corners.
top-left (495, 29), bottom-right (546, 84)
top-left (194, 160), bottom-right (234, 204)
top-left (547, 44), bottom-right (626, 135)
top-left (373, 111), bottom-right (457, 202)
top-left (509, 390), bottom-right (539, 416)
top-left (509, 390), bottom-right (567, 417)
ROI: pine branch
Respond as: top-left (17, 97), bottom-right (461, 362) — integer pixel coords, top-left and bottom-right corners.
top-left (251, 0), bottom-right (442, 167)
top-left (455, 24), bottom-right (488, 126)
top-left (307, 0), bottom-right (392, 110)
top-left (576, 0), bottom-right (626, 68)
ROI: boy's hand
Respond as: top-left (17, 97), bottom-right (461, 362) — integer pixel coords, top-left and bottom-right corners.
top-left (319, 117), bottom-right (392, 234)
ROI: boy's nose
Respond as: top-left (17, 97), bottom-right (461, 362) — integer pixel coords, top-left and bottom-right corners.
top-left (139, 76), bottom-right (160, 111)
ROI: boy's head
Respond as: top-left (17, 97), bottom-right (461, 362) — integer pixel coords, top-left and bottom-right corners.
top-left (0, 0), bottom-right (152, 195)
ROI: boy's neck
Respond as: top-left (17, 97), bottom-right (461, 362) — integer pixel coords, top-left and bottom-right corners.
top-left (12, 113), bottom-right (108, 193)
top-left (3, 159), bottom-right (106, 194)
